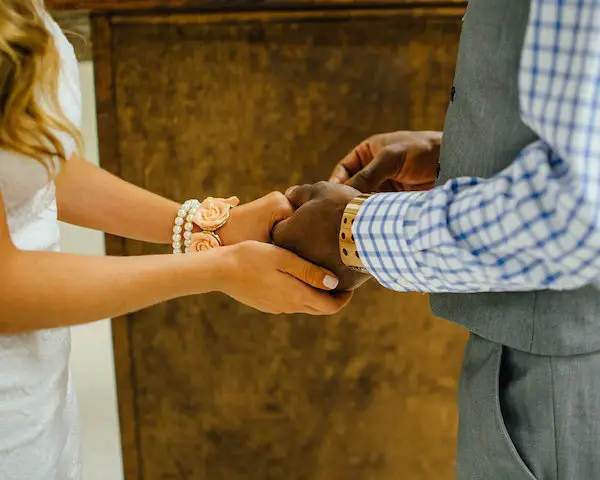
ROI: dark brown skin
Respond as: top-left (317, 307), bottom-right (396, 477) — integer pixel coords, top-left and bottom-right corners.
top-left (272, 131), bottom-right (443, 292)
top-left (272, 182), bottom-right (366, 291)
top-left (329, 130), bottom-right (442, 193)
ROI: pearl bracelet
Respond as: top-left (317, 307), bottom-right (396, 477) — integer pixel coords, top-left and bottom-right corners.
top-left (172, 197), bottom-right (238, 254)
top-left (172, 199), bottom-right (200, 254)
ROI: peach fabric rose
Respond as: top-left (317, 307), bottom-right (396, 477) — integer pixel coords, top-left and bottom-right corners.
top-left (188, 232), bottom-right (222, 252)
top-left (193, 197), bottom-right (239, 231)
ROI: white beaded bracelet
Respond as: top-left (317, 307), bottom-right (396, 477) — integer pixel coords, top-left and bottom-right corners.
top-left (172, 199), bottom-right (200, 254)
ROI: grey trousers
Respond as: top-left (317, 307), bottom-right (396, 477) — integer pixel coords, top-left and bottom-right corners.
top-left (457, 334), bottom-right (600, 480)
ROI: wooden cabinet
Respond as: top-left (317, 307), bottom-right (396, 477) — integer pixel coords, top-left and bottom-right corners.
top-left (50, 2), bottom-right (468, 478)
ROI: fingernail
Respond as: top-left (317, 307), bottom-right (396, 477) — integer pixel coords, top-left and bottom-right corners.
top-left (285, 186), bottom-right (298, 196)
top-left (323, 275), bottom-right (339, 290)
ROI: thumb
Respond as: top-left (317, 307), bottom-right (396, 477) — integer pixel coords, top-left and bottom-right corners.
top-left (279, 250), bottom-right (339, 291)
top-left (346, 146), bottom-right (407, 193)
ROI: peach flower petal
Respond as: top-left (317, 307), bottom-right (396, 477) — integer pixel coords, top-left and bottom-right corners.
top-left (193, 197), bottom-right (232, 231)
top-left (188, 232), bottom-right (221, 252)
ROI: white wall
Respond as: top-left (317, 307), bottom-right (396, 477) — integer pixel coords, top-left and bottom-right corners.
top-left (59, 61), bottom-right (124, 480)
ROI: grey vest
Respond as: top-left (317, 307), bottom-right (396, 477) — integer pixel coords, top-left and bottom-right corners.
top-left (430, 0), bottom-right (600, 356)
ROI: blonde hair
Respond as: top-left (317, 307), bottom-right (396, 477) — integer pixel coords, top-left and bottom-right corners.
top-left (0, 0), bottom-right (82, 175)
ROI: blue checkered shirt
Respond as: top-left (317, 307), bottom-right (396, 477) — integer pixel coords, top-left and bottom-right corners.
top-left (353, 0), bottom-right (600, 293)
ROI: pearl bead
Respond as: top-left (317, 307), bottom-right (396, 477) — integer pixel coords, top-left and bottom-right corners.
top-left (184, 239), bottom-right (191, 247)
top-left (186, 214), bottom-right (194, 223)
top-left (177, 209), bottom-right (186, 218)
top-left (172, 233), bottom-right (181, 242)
top-left (173, 241), bottom-right (181, 249)
top-left (175, 217), bottom-right (184, 226)
top-left (183, 231), bottom-right (192, 240)
top-left (173, 248), bottom-right (182, 254)
top-left (185, 247), bottom-right (191, 253)
top-left (184, 223), bottom-right (193, 231)
top-left (173, 225), bottom-right (182, 234)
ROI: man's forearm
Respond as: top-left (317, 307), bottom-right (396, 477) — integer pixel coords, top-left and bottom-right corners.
top-left (56, 155), bottom-right (180, 244)
top-left (353, 141), bottom-right (600, 293)
top-left (354, 0), bottom-right (600, 294)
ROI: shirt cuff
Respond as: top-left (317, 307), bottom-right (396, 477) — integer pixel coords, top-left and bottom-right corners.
top-left (352, 191), bottom-right (429, 292)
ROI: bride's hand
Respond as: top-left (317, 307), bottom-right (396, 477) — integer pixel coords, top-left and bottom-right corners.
top-left (213, 241), bottom-right (353, 315)
top-left (217, 192), bottom-right (293, 245)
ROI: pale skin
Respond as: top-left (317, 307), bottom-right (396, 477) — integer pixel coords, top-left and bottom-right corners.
top-left (0, 155), bottom-right (351, 334)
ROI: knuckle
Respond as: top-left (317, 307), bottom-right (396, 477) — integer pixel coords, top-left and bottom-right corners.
top-left (366, 134), bottom-right (381, 144)
top-left (417, 139), bottom-right (435, 152)
top-left (381, 143), bottom-right (405, 157)
top-left (358, 167), bottom-right (372, 177)
top-left (294, 183), bottom-right (311, 193)
top-left (270, 192), bottom-right (293, 213)
top-left (315, 180), bottom-right (330, 191)
top-left (302, 265), bottom-right (318, 285)
top-left (279, 198), bottom-right (294, 213)
top-left (355, 169), bottom-right (372, 183)
top-left (268, 191), bottom-right (286, 202)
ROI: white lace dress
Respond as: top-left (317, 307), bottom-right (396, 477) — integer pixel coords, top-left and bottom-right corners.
top-left (0, 12), bottom-right (83, 480)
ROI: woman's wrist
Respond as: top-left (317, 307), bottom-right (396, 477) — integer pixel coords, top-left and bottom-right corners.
top-left (170, 197), bottom-right (239, 253)
top-left (214, 208), bottom-right (240, 245)
top-left (185, 244), bottom-right (239, 295)
top-left (170, 246), bottom-right (226, 296)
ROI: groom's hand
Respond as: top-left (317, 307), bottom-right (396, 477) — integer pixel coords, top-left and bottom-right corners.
top-left (271, 182), bottom-right (370, 292)
top-left (329, 130), bottom-right (442, 193)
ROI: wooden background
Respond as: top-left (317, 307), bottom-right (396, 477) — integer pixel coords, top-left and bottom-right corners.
top-left (50, 0), bottom-right (467, 12)
top-left (50, 1), bottom-right (468, 479)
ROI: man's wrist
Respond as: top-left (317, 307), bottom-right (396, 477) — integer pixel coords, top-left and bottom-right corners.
top-left (339, 193), bottom-right (371, 274)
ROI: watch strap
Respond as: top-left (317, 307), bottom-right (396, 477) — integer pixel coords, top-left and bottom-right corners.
top-left (339, 194), bottom-right (371, 273)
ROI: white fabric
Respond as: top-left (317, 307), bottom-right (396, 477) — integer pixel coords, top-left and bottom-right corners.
top-left (0, 11), bottom-right (83, 480)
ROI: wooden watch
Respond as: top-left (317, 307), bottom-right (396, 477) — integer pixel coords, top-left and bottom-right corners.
top-left (339, 194), bottom-right (371, 274)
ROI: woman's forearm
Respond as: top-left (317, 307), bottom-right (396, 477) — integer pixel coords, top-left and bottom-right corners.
top-left (55, 155), bottom-right (180, 244)
top-left (0, 248), bottom-right (220, 334)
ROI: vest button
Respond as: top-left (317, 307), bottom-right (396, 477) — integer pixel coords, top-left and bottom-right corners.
top-left (450, 86), bottom-right (456, 103)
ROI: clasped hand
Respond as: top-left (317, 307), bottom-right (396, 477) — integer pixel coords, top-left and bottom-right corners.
top-left (207, 191), bottom-right (352, 315)
top-left (210, 130), bottom-right (441, 313)
top-left (272, 130), bottom-right (442, 291)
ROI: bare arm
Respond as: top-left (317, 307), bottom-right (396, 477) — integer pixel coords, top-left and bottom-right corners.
top-left (54, 155), bottom-right (296, 247)
top-left (0, 190), bottom-right (220, 332)
top-left (55, 155), bottom-right (179, 244)
top-left (0, 191), bottom-right (347, 334)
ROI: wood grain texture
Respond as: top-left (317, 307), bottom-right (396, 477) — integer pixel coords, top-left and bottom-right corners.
top-left (91, 16), bottom-right (141, 480)
top-left (111, 6), bottom-right (465, 26)
top-left (103, 11), bottom-right (467, 479)
top-left (48, 0), bottom-right (467, 13)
